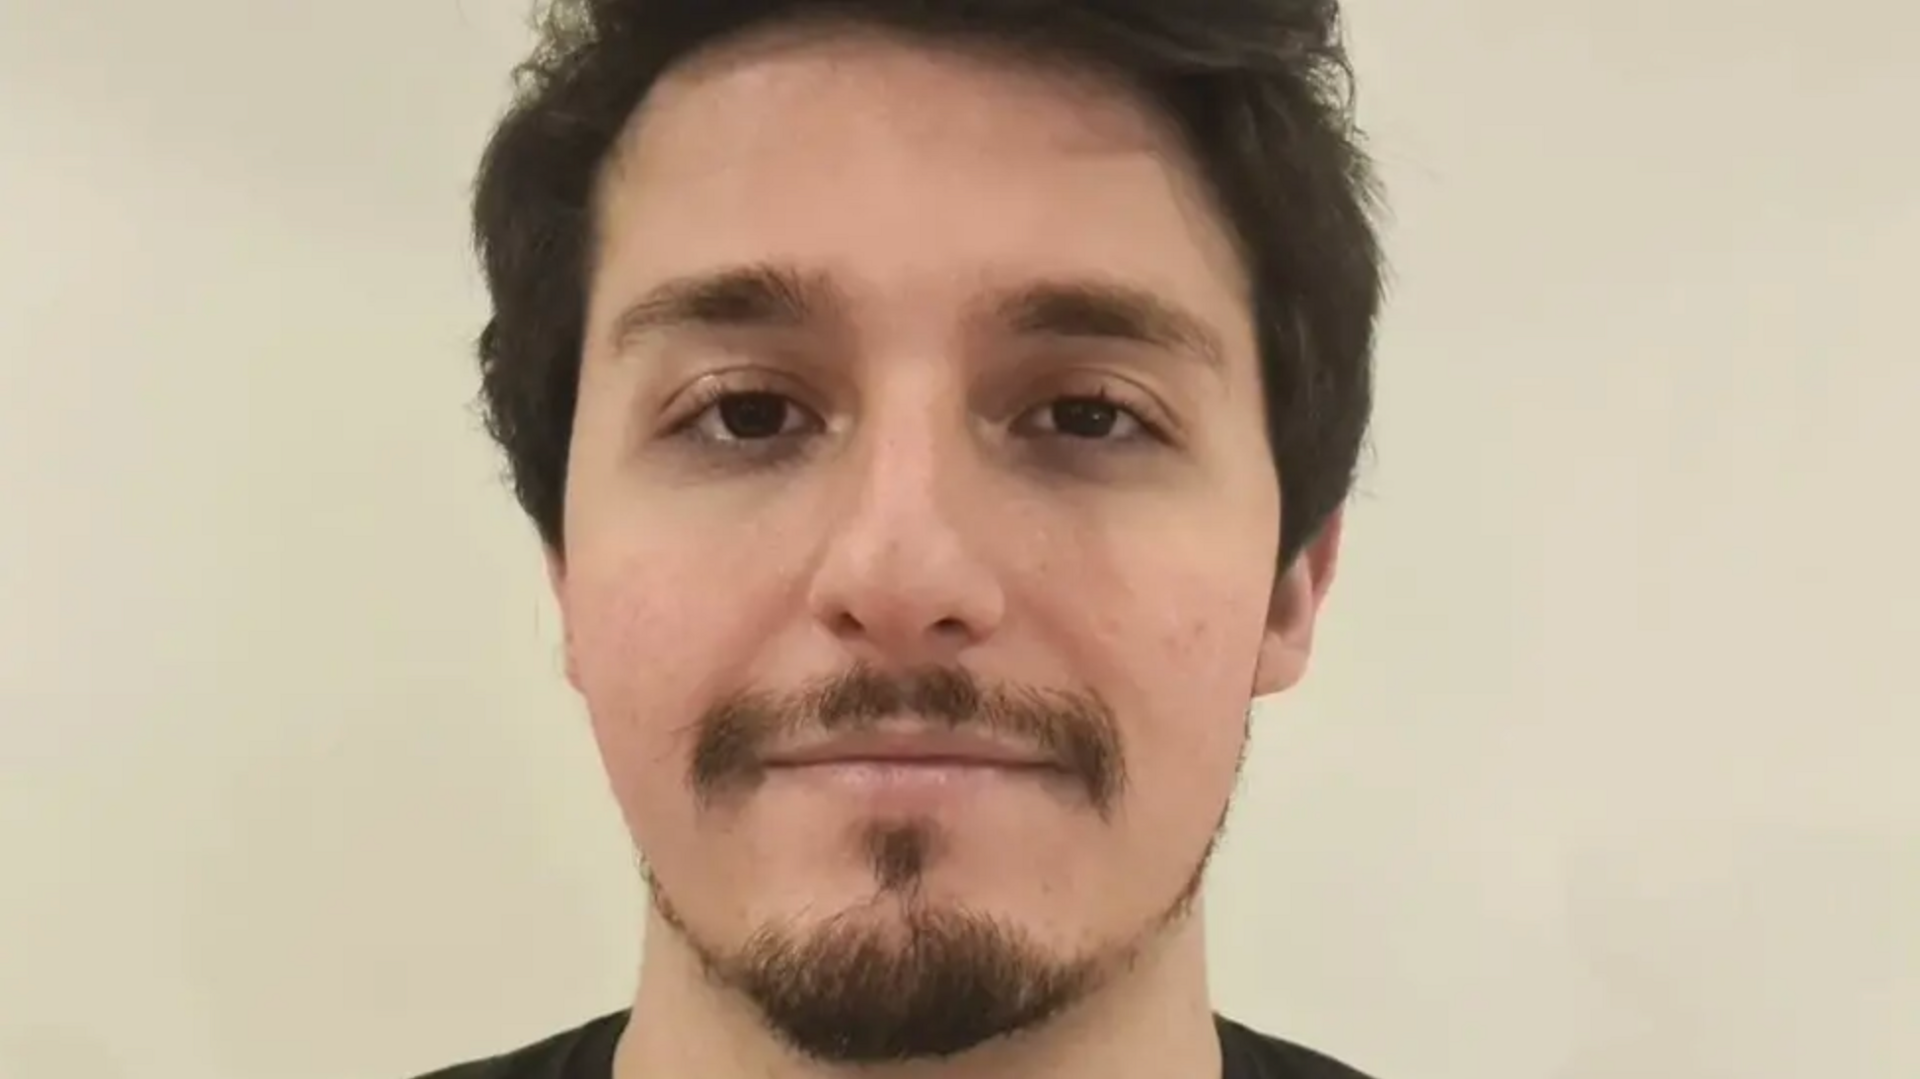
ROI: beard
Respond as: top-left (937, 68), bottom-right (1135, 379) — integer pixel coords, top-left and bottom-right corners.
top-left (661, 884), bottom-right (1098, 1063)
top-left (641, 664), bottom-right (1248, 1064)
top-left (648, 802), bottom-right (1229, 1065)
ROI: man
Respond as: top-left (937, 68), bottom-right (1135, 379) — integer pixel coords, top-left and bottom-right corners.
top-left (423, 0), bottom-right (1384, 1075)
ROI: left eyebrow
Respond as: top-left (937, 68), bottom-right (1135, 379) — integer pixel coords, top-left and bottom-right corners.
top-left (987, 278), bottom-right (1227, 374)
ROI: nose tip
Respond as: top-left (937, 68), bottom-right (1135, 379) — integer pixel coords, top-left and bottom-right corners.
top-left (806, 512), bottom-right (1006, 667)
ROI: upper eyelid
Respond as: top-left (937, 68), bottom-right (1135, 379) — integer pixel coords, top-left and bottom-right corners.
top-left (668, 369), bottom-right (813, 415)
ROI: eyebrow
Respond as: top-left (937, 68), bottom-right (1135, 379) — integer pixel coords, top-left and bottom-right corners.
top-left (609, 263), bottom-right (839, 352)
top-left (608, 263), bottom-right (1225, 372)
top-left (993, 279), bottom-right (1225, 373)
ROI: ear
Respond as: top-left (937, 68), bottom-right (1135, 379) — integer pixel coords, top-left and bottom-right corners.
top-left (545, 544), bottom-right (583, 691)
top-left (1251, 508), bottom-right (1344, 698)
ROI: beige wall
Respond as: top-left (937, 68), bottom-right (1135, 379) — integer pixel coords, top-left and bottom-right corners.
top-left (1, 2), bottom-right (1914, 1076)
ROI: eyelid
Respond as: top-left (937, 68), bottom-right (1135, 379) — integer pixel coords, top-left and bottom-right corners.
top-left (662, 367), bottom-right (814, 423)
top-left (654, 380), bottom-right (827, 462)
top-left (1035, 374), bottom-right (1182, 444)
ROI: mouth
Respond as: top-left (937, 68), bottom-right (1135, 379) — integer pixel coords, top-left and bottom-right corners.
top-left (761, 729), bottom-right (1060, 773)
top-left (748, 728), bottom-right (1086, 813)
top-left (758, 757), bottom-right (1063, 807)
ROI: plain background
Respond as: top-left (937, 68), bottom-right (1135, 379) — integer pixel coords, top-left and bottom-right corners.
top-left (2, 1), bottom-right (1915, 1077)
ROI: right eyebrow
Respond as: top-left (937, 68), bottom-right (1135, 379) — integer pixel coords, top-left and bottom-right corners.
top-left (608, 263), bottom-right (841, 354)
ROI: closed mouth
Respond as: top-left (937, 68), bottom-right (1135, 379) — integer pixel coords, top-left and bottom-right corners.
top-left (761, 729), bottom-right (1056, 771)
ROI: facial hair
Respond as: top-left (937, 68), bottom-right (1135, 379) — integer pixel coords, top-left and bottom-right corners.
top-left (649, 800), bottom-right (1232, 1065)
top-left (688, 663), bottom-right (1127, 816)
top-left (645, 669), bottom-right (1246, 1064)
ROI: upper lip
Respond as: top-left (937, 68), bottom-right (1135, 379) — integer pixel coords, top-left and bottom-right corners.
top-left (763, 727), bottom-right (1054, 768)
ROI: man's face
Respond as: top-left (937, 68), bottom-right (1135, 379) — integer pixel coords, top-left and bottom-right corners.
top-left (552, 23), bottom-right (1337, 1063)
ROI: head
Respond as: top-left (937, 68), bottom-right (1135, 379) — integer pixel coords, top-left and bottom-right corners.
top-left (472, 0), bottom-right (1382, 1066)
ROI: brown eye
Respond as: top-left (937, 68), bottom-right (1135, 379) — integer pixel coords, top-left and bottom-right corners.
top-left (1052, 398), bottom-right (1122, 439)
top-left (1019, 396), bottom-right (1150, 442)
top-left (691, 391), bottom-right (817, 442)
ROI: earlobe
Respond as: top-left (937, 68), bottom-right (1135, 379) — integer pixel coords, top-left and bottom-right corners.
top-left (1251, 510), bottom-right (1344, 699)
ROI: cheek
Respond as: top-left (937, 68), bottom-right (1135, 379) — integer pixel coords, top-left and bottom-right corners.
top-left (1134, 601), bottom-right (1263, 783)
top-left (558, 551), bottom-right (740, 847)
top-left (1082, 552), bottom-right (1272, 814)
top-left (1033, 564), bottom-right (1264, 921)
top-left (567, 551), bottom-right (702, 699)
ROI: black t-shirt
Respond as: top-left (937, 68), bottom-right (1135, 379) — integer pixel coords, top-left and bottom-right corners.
top-left (411, 1011), bottom-right (1377, 1078)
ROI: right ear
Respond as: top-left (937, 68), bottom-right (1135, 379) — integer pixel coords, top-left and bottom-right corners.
top-left (545, 545), bottom-right (582, 691)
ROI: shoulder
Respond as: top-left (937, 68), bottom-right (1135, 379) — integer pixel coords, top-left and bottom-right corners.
top-left (407, 1012), bottom-right (627, 1079)
top-left (1215, 1014), bottom-right (1382, 1079)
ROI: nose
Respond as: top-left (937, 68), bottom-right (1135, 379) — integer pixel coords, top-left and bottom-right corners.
top-left (805, 424), bottom-right (1007, 668)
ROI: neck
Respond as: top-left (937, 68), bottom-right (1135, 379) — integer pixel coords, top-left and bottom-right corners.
top-left (613, 908), bottom-right (1220, 1079)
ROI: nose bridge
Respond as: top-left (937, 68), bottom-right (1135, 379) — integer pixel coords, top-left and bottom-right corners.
top-left (808, 392), bottom-right (1005, 659)
top-left (857, 401), bottom-right (958, 529)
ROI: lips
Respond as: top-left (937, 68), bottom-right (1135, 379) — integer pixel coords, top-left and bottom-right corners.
top-left (761, 729), bottom-right (1057, 770)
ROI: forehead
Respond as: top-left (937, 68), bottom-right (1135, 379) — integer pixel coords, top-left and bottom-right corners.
top-left (637, 22), bottom-right (1172, 166)
top-left (591, 24), bottom-right (1253, 350)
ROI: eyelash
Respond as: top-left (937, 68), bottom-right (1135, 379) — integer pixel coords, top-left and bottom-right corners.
top-left (1018, 385), bottom-right (1164, 444)
top-left (665, 381), bottom-right (819, 448)
top-left (662, 380), bottom-right (1171, 452)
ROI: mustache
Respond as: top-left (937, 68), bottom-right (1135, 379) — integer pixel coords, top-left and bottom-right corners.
top-left (688, 664), bottom-right (1126, 814)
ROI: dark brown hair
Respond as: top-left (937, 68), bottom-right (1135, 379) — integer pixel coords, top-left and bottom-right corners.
top-left (472, 0), bottom-right (1385, 569)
